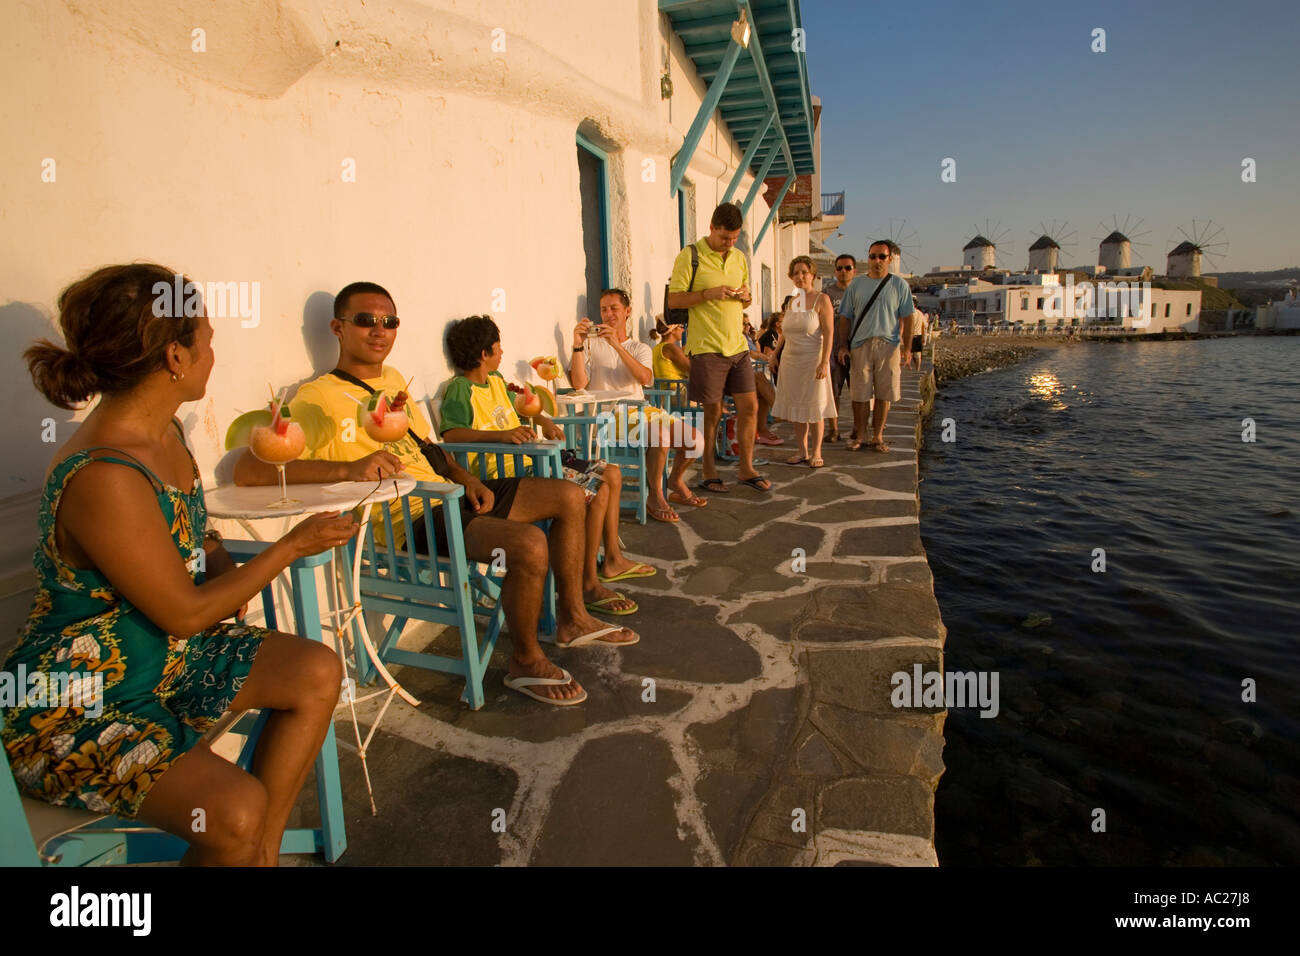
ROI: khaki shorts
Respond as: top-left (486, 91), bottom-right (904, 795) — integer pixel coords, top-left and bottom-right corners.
top-left (849, 338), bottom-right (901, 403)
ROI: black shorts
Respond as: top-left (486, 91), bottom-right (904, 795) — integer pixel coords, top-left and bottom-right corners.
top-left (910, 335), bottom-right (924, 352)
top-left (409, 478), bottom-right (521, 554)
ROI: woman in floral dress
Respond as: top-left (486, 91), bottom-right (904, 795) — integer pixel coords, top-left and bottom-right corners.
top-left (2, 264), bottom-right (358, 865)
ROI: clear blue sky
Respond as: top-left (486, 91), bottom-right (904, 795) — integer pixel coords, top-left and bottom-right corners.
top-left (801, 0), bottom-right (1300, 273)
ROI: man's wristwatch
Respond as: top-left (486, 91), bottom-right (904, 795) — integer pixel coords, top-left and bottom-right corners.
top-left (572, 345), bottom-right (585, 352)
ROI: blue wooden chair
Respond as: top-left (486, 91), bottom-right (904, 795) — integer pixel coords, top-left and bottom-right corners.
top-left (348, 443), bottom-right (564, 711)
top-left (554, 388), bottom-right (674, 524)
top-left (2, 547), bottom-right (348, 865)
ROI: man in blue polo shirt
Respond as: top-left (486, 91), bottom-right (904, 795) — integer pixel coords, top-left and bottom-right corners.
top-left (835, 240), bottom-right (916, 452)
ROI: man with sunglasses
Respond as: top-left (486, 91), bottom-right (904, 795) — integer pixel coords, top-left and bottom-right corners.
top-left (821, 253), bottom-right (856, 442)
top-left (234, 282), bottom-right (636, 707)
top-left (835, 241), bottom-right (916, 453)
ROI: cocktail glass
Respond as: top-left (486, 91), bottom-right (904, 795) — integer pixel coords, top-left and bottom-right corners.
top-left (363, 407), bottom-right (410, 457)
top-left (513, 387), bottom-right (545, 440)
top-left (249, 423), bottom-right (307, 509)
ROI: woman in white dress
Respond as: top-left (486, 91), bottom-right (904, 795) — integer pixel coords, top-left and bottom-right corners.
top-left (771, 256), bottom-right (836, 467)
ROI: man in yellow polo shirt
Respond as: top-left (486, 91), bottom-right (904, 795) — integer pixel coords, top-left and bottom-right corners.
top-left (234, 282), bottom-right (637, 707)
top-left (666, 202), bottom-right (771, 494)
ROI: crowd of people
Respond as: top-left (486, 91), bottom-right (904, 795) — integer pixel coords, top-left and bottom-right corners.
top-left (2, 201), bottom-right (927, 863)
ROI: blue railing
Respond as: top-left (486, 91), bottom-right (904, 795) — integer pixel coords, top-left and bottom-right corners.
top-left (822, 192), bottom-right (845, 217)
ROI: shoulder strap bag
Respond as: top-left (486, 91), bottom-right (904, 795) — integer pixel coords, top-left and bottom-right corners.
top-left (329, 368), bottom-right (455, 476)
top-left (847, 274), bottom-right (898, 348)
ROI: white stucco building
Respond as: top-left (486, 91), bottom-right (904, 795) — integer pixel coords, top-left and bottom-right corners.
top-left (0, 1), bottom-right (817, 633)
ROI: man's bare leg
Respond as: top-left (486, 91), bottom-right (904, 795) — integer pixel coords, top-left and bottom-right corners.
top-left (578, 479), bottom-right (635, 610)
top-left (732, 391), bottom-right (765, 486)
top-left (464, 516), bottom-right (585, 701)
top-left (598, 464), bottom-right (636, 573)
top-left (505, 478), bottom-right (636, 645)
top-left (700, 401), bottom-right (723, 482)
top-left (851, 400), bottom-right (870, 446)
top-left (872, 398), bottom-right (891, 445)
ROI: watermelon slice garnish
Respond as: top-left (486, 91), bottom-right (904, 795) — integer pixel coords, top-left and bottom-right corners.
top-left (365, 392), bottom-right (390, 425)
top-left (227, 393), bottom-right (333, 451)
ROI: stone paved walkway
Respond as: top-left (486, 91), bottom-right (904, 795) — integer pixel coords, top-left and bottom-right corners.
top-left (292, 362), bottom-right (946, 866)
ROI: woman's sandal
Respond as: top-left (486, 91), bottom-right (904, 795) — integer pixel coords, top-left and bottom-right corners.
top-left (808, 458), bottom-right (826, 468)
top-left (784, 454), bottom-right (809, 465)
top-left (668, 491), bottom-right (708, 508)
top-left (648, 504), bottom-right (680, 523)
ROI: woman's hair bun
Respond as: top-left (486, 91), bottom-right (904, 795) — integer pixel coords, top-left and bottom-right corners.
top-left (26, 340), bottom-right (98, 410)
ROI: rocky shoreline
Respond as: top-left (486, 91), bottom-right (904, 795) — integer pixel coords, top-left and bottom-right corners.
top-left (930, 336), bottom-right (1067, 384)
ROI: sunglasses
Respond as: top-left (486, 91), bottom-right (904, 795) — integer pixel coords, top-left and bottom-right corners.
top-left (345, 312), bottom-right (400, 329)
top-left (867, 254), bottom-right (890, 261)
top-left (835, 265), bottom-right (854, 271)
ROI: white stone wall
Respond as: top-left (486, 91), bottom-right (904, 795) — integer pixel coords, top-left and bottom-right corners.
top-left (0, 0), bottom-right (802, 619)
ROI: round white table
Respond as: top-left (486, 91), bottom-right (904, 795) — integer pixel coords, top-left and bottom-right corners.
top-left (205, 478), bottom-right (417, 520)
top-left (204, 477), bottom-right (417, 704)
top-left (556, 388), bottom-right (645, 414)
top-left (206, 477), bottom-right (419, 814)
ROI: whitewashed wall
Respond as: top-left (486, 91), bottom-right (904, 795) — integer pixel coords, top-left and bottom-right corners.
top-left (0, 0), bottom-right (802, 626)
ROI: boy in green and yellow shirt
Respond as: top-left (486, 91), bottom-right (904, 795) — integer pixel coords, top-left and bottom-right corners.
top-left (439, 315), bottom-right (654, 617)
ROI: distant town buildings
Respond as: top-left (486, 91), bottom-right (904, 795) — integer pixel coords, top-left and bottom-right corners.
top-left (908, 235), bottom-right (1235, 334)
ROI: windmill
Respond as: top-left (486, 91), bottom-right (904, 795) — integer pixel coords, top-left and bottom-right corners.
top-left (868, 218), bottom-right (921, 275)
top-left (1092, 215), bottom-right (1151, 271)
top-left (961, 219), bottom-right (1011, 270)
top-left (1164, 220), bottom-right (1229, 277)
top-left (1026, 220), bottom-right (1077, 273)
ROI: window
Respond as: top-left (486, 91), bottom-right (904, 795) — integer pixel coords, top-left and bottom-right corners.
top-left (1037, 297), bottom-right (1044, 310)
top-left (1164, 303), bottom-right (1170, 317)
top-left (1186, 303), bottom-right (1192, 315)
top-left (1021, 295), bottom-right (1029, 310)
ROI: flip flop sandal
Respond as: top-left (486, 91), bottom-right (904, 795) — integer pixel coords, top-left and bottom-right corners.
top-left (871, 441), bottom-right (891, 453)
top-left (784, 455), bottom-right (809, 465)
top-left (697, 477), bottom-right (729, 494)
top-left (597, 562), bottom-right (657, 583)
top-left (648, 505), bottom-right (680, 523)
top-left (559, 624), bottom-right (640, 646)
top-left (739, 474), bottom-right (772, 491)
top-left (755, 434), bottom-right (785, 446)
top-left (584, 593), bottom-right (639, 616)
top-left (504, 668), bottom-right (588, 706)
top-left (668, 491), bottom-right (708, 508)
top-left (847, 440), bottom-right (865, 451)
top-left (809, 458), bottom-right (826, 468)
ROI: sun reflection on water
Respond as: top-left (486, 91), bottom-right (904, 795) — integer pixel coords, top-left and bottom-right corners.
top-left (1029, 372), bottom-right (1069, 409)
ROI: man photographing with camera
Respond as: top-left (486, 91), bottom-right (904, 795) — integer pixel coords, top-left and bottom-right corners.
top-left (569, 289), bottom-right (705, 522)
